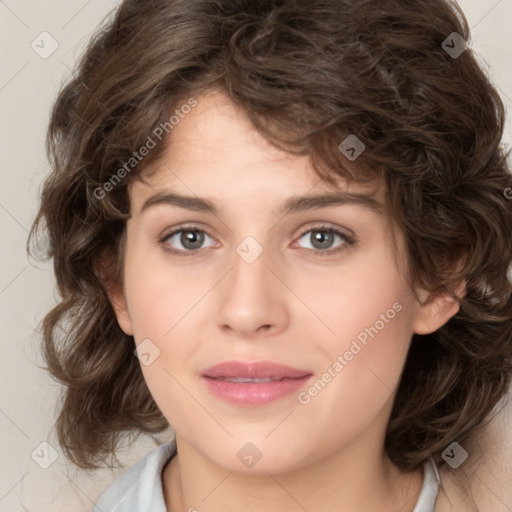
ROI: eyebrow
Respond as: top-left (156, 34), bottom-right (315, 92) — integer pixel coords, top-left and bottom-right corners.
top-left (280, 191), bottom-right (383, 215)
top-left (141, 192), bottom-right (220, 215)
top-left (140, 190), bottom-right (384, 215)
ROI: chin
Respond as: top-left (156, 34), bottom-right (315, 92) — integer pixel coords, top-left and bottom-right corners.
top-left (204, 439), bottom-right (311, 476)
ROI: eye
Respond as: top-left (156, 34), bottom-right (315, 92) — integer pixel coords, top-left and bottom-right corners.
top-left (295, 226), bottom-right (355, 255)
top-left (159, 224), bottom-right (355, 258)
top-left (160, 227), bottom-right (216, 256)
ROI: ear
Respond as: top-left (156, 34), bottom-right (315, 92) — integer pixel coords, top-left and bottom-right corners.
top-left (106, 278), bottom-right (134, 336)
top-left (412, 280), bottom-right (466, 335)
top-left (96, 242), bottom-right (134, 336)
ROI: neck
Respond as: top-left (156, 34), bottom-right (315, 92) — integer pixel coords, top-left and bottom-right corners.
top-left (163, 435), bottom-right (424, 512)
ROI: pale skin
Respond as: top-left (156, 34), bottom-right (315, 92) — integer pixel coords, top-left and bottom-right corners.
top-left (108, 89), bottom-right (463, 512)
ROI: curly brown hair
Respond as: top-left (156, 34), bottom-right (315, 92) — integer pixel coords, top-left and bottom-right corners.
top-left (28, 0), bottom-right (512, 472)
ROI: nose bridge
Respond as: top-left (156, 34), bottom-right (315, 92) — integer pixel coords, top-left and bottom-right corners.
top-left (214, 237), bottom-right (289, 335)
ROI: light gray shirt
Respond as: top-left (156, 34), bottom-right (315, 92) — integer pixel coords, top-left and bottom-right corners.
top-left (92, 441), bottom-right (441, 512)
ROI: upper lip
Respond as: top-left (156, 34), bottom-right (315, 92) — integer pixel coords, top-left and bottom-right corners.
top-left (202, 360), bottom-right (312, 380)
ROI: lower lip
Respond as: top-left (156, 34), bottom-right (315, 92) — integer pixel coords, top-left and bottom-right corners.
top-left (202, 376), bottom-right (312, 405)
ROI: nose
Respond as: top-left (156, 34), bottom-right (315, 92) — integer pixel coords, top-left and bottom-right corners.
top-left (215, 244), bottom-right (290, 339)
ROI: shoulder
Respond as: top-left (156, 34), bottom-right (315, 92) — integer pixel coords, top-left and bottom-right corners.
top-left (92, 441), bottom-right (177, 512)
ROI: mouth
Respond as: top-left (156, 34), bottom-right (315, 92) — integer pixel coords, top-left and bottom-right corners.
top-left (212, 377), bottom-right (289, 383)
top-left (202, 360), bottom-right (311, 379)
top-left (201, 360), bottom-right (313, 405)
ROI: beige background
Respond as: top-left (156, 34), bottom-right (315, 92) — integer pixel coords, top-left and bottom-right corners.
top-left (0, 0), bottom-right (511, 510)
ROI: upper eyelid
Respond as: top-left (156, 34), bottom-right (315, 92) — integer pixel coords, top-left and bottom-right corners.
top-left (296, 223), bottom-right (352, 237)
top-left (160, 222), bottom-right (214, 238)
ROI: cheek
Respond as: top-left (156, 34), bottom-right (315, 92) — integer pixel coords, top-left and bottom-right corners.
top-left (295, 248), bottom-right (415, 410)
top-left (295, 243), bottom-right (413, 353)
top-left (123, 245), bottom-right (211, 340)
top-left (122, 250), bottom-right (213, 418)
top-left (289, 300), bottom-right (414, 466)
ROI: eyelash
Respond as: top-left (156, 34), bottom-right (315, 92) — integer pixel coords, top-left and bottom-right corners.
top-left (159, 224), bottom-right (356, 258)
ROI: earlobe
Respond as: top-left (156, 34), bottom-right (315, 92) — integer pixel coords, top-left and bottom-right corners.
top-left (413, 280), bottom-right (466, 335)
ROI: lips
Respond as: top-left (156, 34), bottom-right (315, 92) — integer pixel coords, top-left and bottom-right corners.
top-left (202, 360), bottom-right (311, 380)
top-left (201, 360), bottom-right (313, 405)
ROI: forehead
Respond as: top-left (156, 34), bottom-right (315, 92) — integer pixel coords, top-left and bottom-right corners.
top-left (131, 89), bottom-right (386, 213)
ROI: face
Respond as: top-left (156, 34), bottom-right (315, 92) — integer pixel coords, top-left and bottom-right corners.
top-left (110, 89), bottom-right (459, 474)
